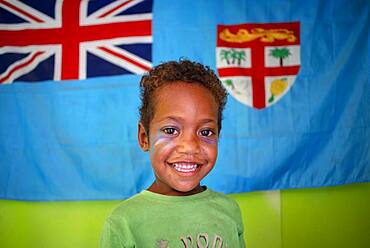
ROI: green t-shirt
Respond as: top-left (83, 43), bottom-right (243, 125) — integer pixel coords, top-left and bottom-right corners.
top-left (100, 188), bottom-right (245, 248)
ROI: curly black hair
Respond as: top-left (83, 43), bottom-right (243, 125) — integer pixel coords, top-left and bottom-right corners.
top-left (139, 59), bottom-right (227, 134)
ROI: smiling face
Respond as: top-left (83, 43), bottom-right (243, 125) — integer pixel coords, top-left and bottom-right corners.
top-left (138, 81), bottom-right (219, 196)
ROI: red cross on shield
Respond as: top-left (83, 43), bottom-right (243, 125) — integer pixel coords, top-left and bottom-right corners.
top-left (216, 22), bottom-right (300, 109)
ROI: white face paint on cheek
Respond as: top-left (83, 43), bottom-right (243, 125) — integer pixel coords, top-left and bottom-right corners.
top-left (151, 129), bottom-right (176, 154)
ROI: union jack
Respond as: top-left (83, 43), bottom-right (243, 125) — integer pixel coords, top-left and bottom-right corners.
top-left (0, 0), bottom-right (152, 84)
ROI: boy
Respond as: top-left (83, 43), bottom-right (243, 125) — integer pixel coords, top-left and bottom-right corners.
top-left (100, 60), bottom-right (245, 247)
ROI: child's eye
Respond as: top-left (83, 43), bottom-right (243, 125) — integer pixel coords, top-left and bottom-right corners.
top-left (199, 129), bottom-right (214, 137)
top-left (162, 127), bottom-right (178, 135)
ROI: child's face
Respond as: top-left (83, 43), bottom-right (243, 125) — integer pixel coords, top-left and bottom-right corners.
top-left (138, 81), bottom-right (219, 196)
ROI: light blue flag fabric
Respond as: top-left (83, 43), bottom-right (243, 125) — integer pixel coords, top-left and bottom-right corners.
top-left (0, 0), bottom-right (369, 200)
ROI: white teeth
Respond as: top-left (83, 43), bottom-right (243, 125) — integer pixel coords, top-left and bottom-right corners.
top-left (172, 163), bottom-right (198, 173)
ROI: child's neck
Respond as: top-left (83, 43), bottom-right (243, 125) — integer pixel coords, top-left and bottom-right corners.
top-left (147, 183), bottom-right (205, 196)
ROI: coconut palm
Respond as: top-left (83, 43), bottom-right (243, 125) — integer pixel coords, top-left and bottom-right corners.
top-left (234, 50), bottom-right (246, 66)
top-left (228, 49), bottom-right (246, 66)
top-left (220, 49), bottom-right (232, 64)
top-left (230, 49), bottom-right (237, 64)
top-left (269, 47), bottom-right (291, 66)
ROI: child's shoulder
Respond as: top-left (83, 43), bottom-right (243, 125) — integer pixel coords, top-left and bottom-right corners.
top-left (208, 189), bottom-right (241, 209)
top-left (109, 192), bottom-right (148, 218)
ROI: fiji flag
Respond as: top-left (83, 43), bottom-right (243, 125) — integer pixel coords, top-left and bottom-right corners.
top-left (0, 0), bottom-right (152, 83)
top-left (0, 0), bottom-right (369, 201)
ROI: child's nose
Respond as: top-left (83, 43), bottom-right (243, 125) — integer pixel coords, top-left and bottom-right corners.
top-left (176, 133), bottom-right (200, 154)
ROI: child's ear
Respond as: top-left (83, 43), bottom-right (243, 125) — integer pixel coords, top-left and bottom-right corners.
top-left (138, 122), bottom-right (149, 151)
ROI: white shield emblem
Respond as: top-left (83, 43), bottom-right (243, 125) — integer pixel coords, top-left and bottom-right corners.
top-left (216, 22), bottom-right (300, 109)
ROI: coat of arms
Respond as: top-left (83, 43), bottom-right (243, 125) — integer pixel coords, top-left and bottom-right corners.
top-left (216, 22), bottom-right (300, 109)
